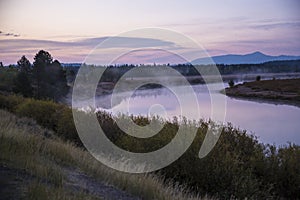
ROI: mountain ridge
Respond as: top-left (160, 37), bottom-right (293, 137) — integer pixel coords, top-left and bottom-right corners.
top-left (192, 51), bottom-right (300, 65)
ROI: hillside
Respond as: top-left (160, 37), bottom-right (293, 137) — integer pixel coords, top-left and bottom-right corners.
top-left (193, 51), bottom-right (300, 65)
top-left (0, 109), bottom-right (203, 200)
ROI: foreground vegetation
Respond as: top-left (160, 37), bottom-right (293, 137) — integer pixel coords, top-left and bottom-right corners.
top-left (0, 94), bottom-right (299, 199)
top-left (0, 109), bottom-right (207, 200)
top-left (225, 78), bottom-right (300, 105)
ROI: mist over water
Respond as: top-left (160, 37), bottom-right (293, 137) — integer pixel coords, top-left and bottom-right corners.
top-left (89, 74), bottom-right (300, 146)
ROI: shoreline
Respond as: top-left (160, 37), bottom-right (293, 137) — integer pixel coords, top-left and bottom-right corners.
top-left (224, 78), bottom-right (300, 108)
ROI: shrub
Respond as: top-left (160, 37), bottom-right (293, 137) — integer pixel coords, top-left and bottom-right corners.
top-left (0, 94), bottom-right (79, 143)
top-left (256, 75), bottom-right (261, 81)
top-left (0, 94), bottom-right (24, 112)
top-left (0, 68), bottom-right (18, 92)
top-left (15, 99), bottom-right (63, 131)
top-left (116, 120), bottom-right (299, 199)
top-left (228, 79), bottom-right (235, 88)
top-left (56, 107), bottom-right (80, 144)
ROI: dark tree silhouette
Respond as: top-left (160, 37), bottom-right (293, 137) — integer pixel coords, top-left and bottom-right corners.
top-left (13, 72), bottom-right (33, 97)
top-left (45, 60), bottom-right (69, 100)
top-left (17, 55), bottom-right (32, 73)
top-left (0, 62), bottom-right (3, 68)
top-left (228, 79), bottom-right (235, 88)
top-left (33, 50), bottom-right (53, 99)
top-left (32, 50), bottom-right (68, 100)
top-left (13, 56), bottom-right (33, 97)
top-left (256, 75), bottom-right (261, 81)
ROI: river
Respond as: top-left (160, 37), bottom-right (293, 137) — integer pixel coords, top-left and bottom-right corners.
top-left (94, 77), bottom-right (300, 146)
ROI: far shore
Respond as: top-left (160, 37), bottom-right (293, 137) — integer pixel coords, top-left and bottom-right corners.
top-left (224, 78), bottom-right (300, 107)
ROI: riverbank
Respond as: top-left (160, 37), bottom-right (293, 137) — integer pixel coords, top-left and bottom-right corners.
top-left (1, 94), bottom-right (300, 198)
top-left (0, 109), bottom-right (204, 200)
top-left (224, 78), bottom-right (300, 107)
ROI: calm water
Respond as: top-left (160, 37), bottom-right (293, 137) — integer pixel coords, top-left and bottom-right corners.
top-left (96, 83), bottom-right (300, 146)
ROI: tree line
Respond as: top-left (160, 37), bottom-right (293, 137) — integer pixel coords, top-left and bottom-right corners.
top-left (2, 53), bottom-right (299, 99)
top-left (64, 59), bottom-right (300, 84)
top-left (9, 50), bottom-right (69, 101)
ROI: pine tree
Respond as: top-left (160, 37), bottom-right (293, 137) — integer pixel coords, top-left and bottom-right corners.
top-left (13, 56), bottom-right (33, 97)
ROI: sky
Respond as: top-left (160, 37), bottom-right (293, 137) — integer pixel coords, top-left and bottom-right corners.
top-left (0, 0), bottom-right (299, 65)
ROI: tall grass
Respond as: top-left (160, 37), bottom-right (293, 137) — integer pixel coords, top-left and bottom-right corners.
top-left (0, 109), bottom-right (207, 200)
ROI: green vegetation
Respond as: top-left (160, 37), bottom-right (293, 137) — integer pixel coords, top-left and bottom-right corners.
top-left (0, 67), bottom-right (17, 92)
top-left (32, 50), bottom-right (69, 100)
top-left (1, 50), bottom-right (69, 101)
top-left (0, 109), bottom-right (207, 200)
top-left (0, 110), bottom-right (98, 199)
top-left (0, 94), bottom-right (80, 144)
top-left (13, 55), bottom-right (33, 97)
top-left (217, 59), bottom-right (300, 74)
top-left (0, 94), bottom-right (299, 199)
top-left (65, 60), bottom-right (300, 84)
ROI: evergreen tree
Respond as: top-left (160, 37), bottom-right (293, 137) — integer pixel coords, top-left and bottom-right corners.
top-left (13, 56), bottom-right (33, 97)
top-left (17, 55), bottom-right (32, 73)
top-left (33, 50), bottom-right (53, 99)
top-left (32, 50), bottom-right (68, 101)
top-left (45, 60), bottom-right (69, 100)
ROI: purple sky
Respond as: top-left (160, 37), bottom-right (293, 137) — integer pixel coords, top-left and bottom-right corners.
top-left (0, 0), bottom-right (299, 65)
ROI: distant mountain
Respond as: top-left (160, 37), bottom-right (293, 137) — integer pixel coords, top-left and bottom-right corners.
top-left (192, 51), bottom-right (300, 65)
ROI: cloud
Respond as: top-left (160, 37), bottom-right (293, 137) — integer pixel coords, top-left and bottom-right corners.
top-left (0, 30), bottom-right (20, 37)
top-left (110, 49), bottom-right (187, 65)
top-left (0, 36), bottom-right (177, 64)
top-left (76, 37), bottom-right (175, 48)
top-left (0, 36), bottom-right (175, 50)
top-left (251, 22), bottom-right (300, 30)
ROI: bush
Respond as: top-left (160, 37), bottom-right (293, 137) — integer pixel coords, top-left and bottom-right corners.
top-left (256, 75), bottom-right (261, 81)
top-left (15, 99), bottom-right (63, 131)
top-left (0, 68), bottom-right (18, 92)
top-left (56, 107), bottom-right (80, 144)
top-left (116, 119), bottom-right (299, 199)
top-left (228, 79), bottom-right (235, 88)
top-left (264, 143), bottom-right (300, 198)
top-left (0, 95), bottom-right (24, 112)
top-left (0, 94), bottom-right (80, 144)
top-left (13, 72), bottom-right (33, 97)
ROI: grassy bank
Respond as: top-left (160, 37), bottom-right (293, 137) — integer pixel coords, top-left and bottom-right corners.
top-left (224, 78), bottom-right (300, 105)
top-left (0, 94), bottom-right (299, 199)
top-left (0, 109), bottom-right (205, 200)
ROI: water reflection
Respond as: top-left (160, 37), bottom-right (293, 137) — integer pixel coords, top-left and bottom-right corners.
top-left (96, 83), bottom-right (300, 146)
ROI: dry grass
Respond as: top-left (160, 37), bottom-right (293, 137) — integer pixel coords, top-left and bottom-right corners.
top-left (225, 78), bottom-right (300, 103)
top-left (243, 78), bottom-right (300, 93)
top-left (0, 109), bottom-right (211, 200)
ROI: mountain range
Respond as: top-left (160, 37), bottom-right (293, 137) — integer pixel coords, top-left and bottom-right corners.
top-left (192, 51), bottom-right (300, 65)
